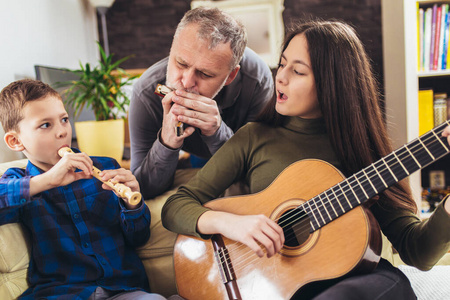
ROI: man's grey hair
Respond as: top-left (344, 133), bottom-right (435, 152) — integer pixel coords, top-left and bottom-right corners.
top-left (174, 6), bottom-right (248, 70)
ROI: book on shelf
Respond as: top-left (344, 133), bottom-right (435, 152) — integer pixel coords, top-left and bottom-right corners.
top-left (418, 89), bottom-right (434, 135)
top-left (418, 89), bottom-right (449, 134)
top-left (430, 4), bottom-right (437, 70)
top-left (443, 7), bottom-right (450, 69)
top-left (447, 10), bottom-right (450, 70)
top-left (424, 7), bottom-right (433, 71)
top-left (438, 5), bottom-right (448, 69)
top-left (434, 92), bottom-right (448, 126)
top-left (419, 8), bottom-right (424, 71)
top-left (433, 5), bottom-right (441, 70)
top-left (418, 3), bottom-right (450, 72)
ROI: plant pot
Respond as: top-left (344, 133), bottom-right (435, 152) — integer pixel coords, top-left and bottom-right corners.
top-left (74, 119), bottom-right (124, 163)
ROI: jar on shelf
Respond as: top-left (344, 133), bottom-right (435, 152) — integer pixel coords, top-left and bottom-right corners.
top-left (434, 93), bottom-right (447, 126)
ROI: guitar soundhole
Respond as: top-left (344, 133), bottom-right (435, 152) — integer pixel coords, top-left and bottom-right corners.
top-left (279, 209), bottom-right (310, 247)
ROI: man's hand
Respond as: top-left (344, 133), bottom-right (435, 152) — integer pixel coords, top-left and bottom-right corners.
top-left (197, 211), bottom-right (285, 258)
top-left (171, 90), bottom-right (222, 137)
top-left (30, 152), bottom-right (93, 196)
top-left (160, 91), bottom-right (196, 149)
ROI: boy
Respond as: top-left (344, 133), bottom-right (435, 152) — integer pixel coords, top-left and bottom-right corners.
top-left (0, 79), bottom-right (165, 299)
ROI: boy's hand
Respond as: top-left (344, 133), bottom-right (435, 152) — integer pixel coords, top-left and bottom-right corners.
top-left (30, 152), bottom-right (93, 196)
top-left (98, 168), bottom-right (141, 209)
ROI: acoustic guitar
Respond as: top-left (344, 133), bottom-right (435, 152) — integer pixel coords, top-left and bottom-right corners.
top-left (174, 121), bottom-right (450, 300)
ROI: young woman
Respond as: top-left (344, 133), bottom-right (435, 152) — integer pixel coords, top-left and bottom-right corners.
top-left (162, 20), bottom-right (450, 299)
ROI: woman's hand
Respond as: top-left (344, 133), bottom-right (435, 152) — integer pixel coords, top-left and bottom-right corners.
top-left (197, 211), bottom-right (285, 258)
top-left (442, 125), bottom-right (450, 145)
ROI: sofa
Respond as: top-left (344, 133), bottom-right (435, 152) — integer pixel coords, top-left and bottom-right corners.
top-left (1, 159), bottom-right (450, 299)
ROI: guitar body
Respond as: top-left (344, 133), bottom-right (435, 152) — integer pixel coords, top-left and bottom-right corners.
top-left (174, 160), bottom-right (382, 300)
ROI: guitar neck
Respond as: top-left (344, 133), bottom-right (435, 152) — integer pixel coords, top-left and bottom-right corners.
top-left (304, 121), bottom-right (450, 231)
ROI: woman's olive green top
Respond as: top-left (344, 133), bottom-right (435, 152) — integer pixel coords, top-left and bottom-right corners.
top-left (162, 117), bottom-right (450, 270)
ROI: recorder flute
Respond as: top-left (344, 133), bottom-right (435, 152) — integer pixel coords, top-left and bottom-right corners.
top-left (58, 147), bottom-right (142, 205)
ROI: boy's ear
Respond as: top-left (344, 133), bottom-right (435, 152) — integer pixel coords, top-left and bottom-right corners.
top-left (4, 131), bottom-right (25, 152)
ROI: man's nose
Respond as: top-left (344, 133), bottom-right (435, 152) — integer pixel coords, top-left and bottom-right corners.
top-left (181, 69), bottom-right (196, 90)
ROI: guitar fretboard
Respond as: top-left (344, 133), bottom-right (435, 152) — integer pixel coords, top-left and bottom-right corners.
top-left (302, 121), bottom-right (450, 232)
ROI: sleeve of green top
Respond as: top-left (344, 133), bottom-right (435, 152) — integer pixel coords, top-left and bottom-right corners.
top-left (372, 195), bottom-right (450, 271)
top-left (162, 125), bottom-right (251, 239)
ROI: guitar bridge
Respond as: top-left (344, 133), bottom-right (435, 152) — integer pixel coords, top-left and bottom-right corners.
top-left (214, 246), bottom-right (235, 283)
top-left (211, 235), bottom-right (242, 300)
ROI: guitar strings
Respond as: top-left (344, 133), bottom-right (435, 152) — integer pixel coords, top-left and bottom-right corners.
top-left (216, 123), bottom-right (450, 273)
top-left (277, 121), bottom-right (450, 232)
top-left (233, 139), bottom-right (450, 273)
top-left (221, 123), bottom-right (450, 273)
top-left (227, 123), bottom-right (450, 273)
top-left (272, 122), bottom-right (450, 257)
top-left (281, 123), bottom-right (445, 231)
top-left (214, 122), bottom-right (450, 274)
top-left (224, 221), bottom-right (313, 274)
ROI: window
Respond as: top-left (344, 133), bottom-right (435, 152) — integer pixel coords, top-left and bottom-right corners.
top-left (191, 0), bottom-right (285, 68)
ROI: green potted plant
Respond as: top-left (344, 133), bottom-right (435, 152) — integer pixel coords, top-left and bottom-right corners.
top-left (62, 42), bottom-right (138, 162)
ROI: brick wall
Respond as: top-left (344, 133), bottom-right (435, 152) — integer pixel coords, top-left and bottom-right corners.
top-left (282, 0), bottom-right (383, 92)
top-left (104, 0), bottom-right (191, 70)
top-left (104, 0), bottom-right (383, 92)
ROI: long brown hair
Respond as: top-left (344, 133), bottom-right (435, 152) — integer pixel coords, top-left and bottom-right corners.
top-left (258, 20), bottom-right (416, 212)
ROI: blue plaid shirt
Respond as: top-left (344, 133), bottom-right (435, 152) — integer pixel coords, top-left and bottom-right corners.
top-left (0, 153), bottom-right (151, 299)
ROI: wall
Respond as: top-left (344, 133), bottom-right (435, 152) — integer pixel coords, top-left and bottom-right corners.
top-left (105, 0), bottom-right (383, 88)
top-left (0, 0), bottom-right (383, 162)
top-left (282, 0), bottom-right (383, 90)
top-left (105, 0), bottom-right (191, 70)
top-left (0, 0), bottom-right (100, 162)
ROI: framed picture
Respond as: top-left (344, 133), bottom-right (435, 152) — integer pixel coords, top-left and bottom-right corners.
top-left (429, 170), bottom-right (446, 189)
top-left (191, 0), bottom-right (285, 68)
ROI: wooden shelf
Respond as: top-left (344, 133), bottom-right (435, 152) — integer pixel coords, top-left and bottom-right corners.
top-left (418, 70), bottom-right (450, 77)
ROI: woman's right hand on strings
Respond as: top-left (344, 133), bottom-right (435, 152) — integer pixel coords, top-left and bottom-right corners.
top-left (442, 125), bottom-right (450, 145)
top-left (197, 211), bottom-right (285, 258)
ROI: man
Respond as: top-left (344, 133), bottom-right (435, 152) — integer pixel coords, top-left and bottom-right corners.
top-left (129, 7), bottom-right (274, 199)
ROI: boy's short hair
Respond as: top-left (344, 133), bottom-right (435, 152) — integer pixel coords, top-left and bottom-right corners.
top-left (0, 79), bottom-right (60, 132)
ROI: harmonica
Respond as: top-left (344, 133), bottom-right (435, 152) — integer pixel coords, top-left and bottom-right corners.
top-left (58, 147), bottom-right (142, 205)
top-left (154, 84), bottom-right (184, 136)
top-left (154, 83), bottom-right (174, 97)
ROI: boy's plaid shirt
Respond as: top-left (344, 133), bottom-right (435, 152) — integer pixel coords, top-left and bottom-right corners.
top-left (0, 154), bottom-right (151, 299)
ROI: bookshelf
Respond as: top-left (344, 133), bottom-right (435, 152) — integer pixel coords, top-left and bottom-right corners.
top-left (382, 0), bottom-right (450, 213)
